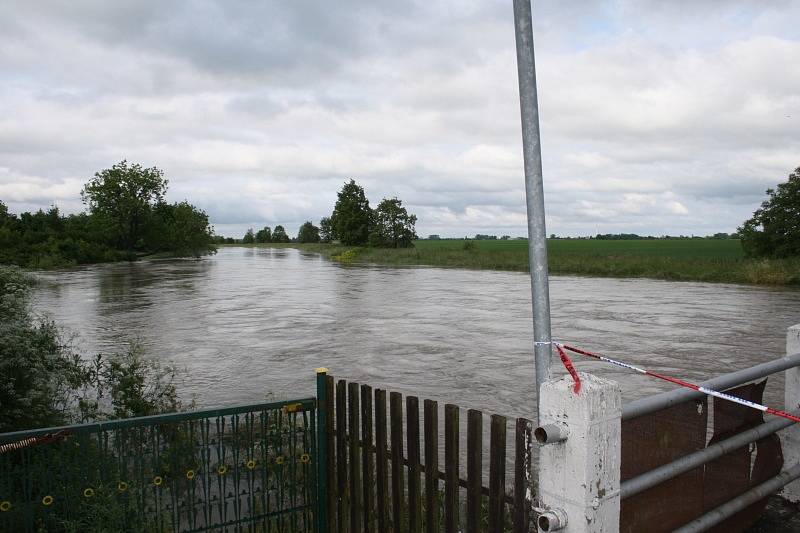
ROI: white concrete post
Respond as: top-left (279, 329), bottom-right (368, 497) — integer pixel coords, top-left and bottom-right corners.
top-left (782, 324), bottom-right (800, 503)
top-left (536, 372), bottom-right (621, 532)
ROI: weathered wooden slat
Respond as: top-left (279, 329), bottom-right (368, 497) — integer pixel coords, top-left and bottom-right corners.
top-left (466, 409), bottom-right (483, 533)
top-left (444, 404), bottom-right (459, 533)
top-left (390, 391), bottom-right (405, 532)
top-left (407, 396), bottom-right (422, 533)
top-left (513, 417), bottom-right (532, 533)
top-left (325, 375), bottom-right (336, 533)
top-left (488, 415), bottom-right (507, 533)
top-left (348, 381), bottom-right (362, 533)
top-left (424, 399), bottom-right (440, 533)
top-left (361, 384), bottom-right (375, 533)
top-left (335, 379), bottom-right (348, 533)
top-left (375, 389), bottom-right (389, 533)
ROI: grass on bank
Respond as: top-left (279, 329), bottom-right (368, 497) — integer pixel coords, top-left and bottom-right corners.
top-left (228, 239), bottom-right (800, 286)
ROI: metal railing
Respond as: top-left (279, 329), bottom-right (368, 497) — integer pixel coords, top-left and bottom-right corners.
top-left (0, 398), bottom-right (317, 533)
top-left (619, 350), bottom-right (800, 531)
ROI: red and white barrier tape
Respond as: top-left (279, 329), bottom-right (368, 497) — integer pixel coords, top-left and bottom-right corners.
top-left (0, 430), bottom-right (70, 454)
top-left (549, 341), bottom-right (800, 424)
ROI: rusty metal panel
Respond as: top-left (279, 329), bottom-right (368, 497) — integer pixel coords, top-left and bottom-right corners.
top-left (705, 380), bottom-right (783, 533)
top-left (620, 397), bottom-right (708, 533)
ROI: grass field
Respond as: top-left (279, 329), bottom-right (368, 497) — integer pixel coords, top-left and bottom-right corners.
top-left (234, 239), bottom-right (800, 285)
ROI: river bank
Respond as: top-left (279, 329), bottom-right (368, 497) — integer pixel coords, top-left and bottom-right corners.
top-left (229, 241), bottom-right (800, 286)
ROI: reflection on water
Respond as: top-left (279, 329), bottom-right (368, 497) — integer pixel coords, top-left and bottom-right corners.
top-left (32, 247), bottom-right (800, 418)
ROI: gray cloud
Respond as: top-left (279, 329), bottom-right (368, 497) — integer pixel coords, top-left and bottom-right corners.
top-left (0, 0), bottom-right (798, 238)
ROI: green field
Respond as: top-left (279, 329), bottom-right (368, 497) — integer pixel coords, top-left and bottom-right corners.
top-left (236, 239), bottom-right (800, 285)
top-left (418, 238), bottom-right (746, 258)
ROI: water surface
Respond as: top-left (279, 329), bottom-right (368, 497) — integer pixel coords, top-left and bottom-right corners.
top-left (32, 247), bottom-right (800, 418)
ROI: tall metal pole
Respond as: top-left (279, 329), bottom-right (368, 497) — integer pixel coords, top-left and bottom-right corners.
top-left (512, 0), bottom-right (552, 423)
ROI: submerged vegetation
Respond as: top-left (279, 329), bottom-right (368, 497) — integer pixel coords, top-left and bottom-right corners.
top-left (240, 239), bottom-right (800, 285)
top-left (0, 265), bottom-right (185, 433)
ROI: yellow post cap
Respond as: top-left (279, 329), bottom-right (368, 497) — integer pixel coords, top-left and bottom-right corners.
top-left (315, 367), bottom-right (329, 374)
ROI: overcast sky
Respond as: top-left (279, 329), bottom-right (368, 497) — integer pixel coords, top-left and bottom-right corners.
top-left (1, 1), bottom-right (798, 238)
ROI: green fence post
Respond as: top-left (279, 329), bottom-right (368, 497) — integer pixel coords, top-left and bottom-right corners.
top-left (315, 368), bottom-right (329, 533)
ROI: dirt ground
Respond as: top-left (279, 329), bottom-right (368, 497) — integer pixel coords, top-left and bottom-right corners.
top-left (747, 496), bottom-right (800, 532)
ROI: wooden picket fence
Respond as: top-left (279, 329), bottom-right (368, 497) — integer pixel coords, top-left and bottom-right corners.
top-left (320, 375), bottom-right (534, 533)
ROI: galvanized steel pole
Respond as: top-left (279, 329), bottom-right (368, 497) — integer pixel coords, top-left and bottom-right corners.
top-left (513, 0), bottom-right (552, 422)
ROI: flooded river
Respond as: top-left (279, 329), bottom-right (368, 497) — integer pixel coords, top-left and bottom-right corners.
top-left (32, 247), bottom-right (800, 418)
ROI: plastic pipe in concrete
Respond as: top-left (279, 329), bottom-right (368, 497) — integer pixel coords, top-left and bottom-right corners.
top-left (783, 324), bottom-right (800, 502)
top-left (537, 373), bottom-right (621, 532)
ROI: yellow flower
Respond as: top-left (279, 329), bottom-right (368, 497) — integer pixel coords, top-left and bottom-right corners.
top-left (186, 470), bottom-right (195, 480)
top-left (41, 495), bottom-right (54, 506)
top-left (217, 465), bottom-right (228, 475)
top-left (300, 453), bottom-right (311, 464)
top-left (246, 460), bottom-right (256, 470)
top-left (118, 481), bottom-right (129, 492)
top-left (83, 488), bottom-right (95, 498)
top-left (153, 476), bottom-right (163, 486)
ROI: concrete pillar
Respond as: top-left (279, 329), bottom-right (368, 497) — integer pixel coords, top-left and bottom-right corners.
top-left (536, 372), bottom-right (621, 532)
top-left (782, 324), bottom-right (800, 502)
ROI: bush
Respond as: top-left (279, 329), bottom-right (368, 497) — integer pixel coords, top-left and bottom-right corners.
top-left (0, 266), bottom-right (87, 431)
top-left (0, 265), bottom-right (186, 433)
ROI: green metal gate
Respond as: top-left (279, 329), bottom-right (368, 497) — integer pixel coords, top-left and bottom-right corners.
top-left (0, 397), bottom-right (321, 532)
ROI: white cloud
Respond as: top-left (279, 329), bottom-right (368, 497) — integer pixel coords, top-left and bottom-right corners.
top-left (0, 0), bottom-right (797, 238)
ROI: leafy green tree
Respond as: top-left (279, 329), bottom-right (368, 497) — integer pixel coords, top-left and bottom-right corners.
top-left (739, 166), bottom-right (800, 258)
top-left (142, 202), bottom-right (215, 257)
top-left (319, 216), bottom-right (333, 243)
top-left (297, 221), bottom-right (321, 243)
top-left (369, 197), bottom-right (417, 248)
top-left (164, 202), bottom-right (216, 257)
top-left (331, 179), bottom-right (372, 245)
top-left (255, 226), bottom-right (272, 243)
top-left (81, 160), bottom-right (168, 251)
top-left (242, 228), bottom-right (255, 244)
top-left (272, 225), bottom-right (290, 243)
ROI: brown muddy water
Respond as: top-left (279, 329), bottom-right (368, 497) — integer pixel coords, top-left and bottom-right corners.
top-left (32, 246), bottom-right (800, 418)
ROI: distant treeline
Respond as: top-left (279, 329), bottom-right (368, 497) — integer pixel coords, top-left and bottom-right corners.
top-left (236, 179), bottom-right (418, 248)
top-left (0, 161), bottom-right (216, 268)
top-left (593, 232), bottom-right (737, 240)
top-left (423, 232), bottom-right (739, 241)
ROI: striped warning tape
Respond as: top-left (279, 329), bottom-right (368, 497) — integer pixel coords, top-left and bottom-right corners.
top-left (554, 342), bottom-right (800, 424)
top-left (0, 430), bottom-right (71, 454)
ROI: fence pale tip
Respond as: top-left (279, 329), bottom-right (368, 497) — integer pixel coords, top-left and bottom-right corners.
top-left (315, 367), bottom-right (329, 374)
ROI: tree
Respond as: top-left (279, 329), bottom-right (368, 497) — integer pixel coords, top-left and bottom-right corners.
top-left (163, 202), bottom-right (215, 257)
top-left (319, 216), bottom-right (334, 243)
top-left (81, 160), bottom-right (168, 251)
top-left (272, 225), bottom-right (290, 243)
top-left (739, 166), bottom-right (800, 258)
top-left (255, 226), bottom-right (272, 243)
top-left (297, 221), bottom-right (321, 243)
top-left (331, 180), bottom-right (372, 245)
top-left (242, 228), bottom-right (255, 244)
top-left (369, 197), bottom-right (417, 248)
